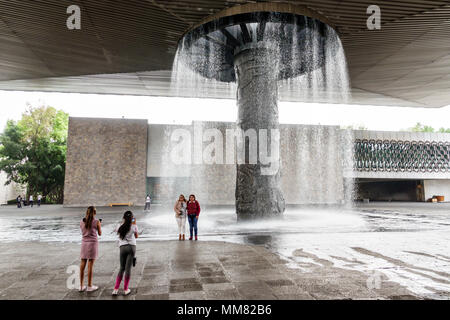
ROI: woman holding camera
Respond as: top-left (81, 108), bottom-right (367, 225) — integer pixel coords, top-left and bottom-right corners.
top-left (112, 211), bottom-right (139, 296)
top-left (174, 194), bottom-right (187, 241)
top-left (79, 206), bottom-right (102, 292)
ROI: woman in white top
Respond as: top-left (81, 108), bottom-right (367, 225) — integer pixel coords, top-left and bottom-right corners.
top-left (174, 194), bottom-right (187, 241)
top-left (112, 211), bottom-right (139, 296)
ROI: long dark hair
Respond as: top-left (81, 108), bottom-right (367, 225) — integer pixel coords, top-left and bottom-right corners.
top-left (189, 194), bottom-right (196, 202)
top-left (84, 206), bottom-right (96, 229)
top-left (118, 211), bottom-right (133, 240)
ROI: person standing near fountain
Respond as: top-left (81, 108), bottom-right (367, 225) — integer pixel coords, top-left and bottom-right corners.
top-left (112, 211), bottom-right (139, 296)
top-left (16, 195), bottom-right (22, 208)
top-left (187, 195), bottom-right (201, 241)
top-left (79, 206), bottom-right (102, 292)
top-left (174, 194), bottom-right (187, 241)
top-left (144, 194), bottom-right (151, 212)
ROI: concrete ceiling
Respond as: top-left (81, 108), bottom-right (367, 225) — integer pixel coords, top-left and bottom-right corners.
top-left (0, 0), bottom-right (449, 108)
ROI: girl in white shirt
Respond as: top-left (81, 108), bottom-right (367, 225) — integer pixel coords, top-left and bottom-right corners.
top-left (174, 194), bottom-right (187, 241)
top-left (112, 211), bottom-right (139, 296)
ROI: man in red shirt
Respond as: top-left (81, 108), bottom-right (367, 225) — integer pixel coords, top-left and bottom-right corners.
top-left (186, 194), bottom-right (201, 240)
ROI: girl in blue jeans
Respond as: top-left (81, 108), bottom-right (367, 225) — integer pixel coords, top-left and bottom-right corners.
top-left (186, 194), bottom-right (201, 240)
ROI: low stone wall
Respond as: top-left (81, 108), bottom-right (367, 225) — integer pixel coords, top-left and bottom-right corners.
top-left (63, 117), bottom-right (148, 207)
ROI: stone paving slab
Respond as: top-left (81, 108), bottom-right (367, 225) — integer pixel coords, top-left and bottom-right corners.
top-left (0, 240), bottom-right (419, 300)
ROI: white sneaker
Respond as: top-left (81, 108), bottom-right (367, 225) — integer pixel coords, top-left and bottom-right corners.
top-left (87, 285), bottom-right (98, 292)
top-left (124, 289), bottom-right (131, 296)
top-left (112, 289), bottom-right (119, 296)
top-left (79, 286), bottom-right (87, 292)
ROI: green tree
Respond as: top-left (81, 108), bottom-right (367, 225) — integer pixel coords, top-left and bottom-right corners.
top-left (409, 122), bottom-right (435, 132)
top-left (0, 105), bottom-right (68, 203)
top-left (408, 122), bottom-right (450, 133)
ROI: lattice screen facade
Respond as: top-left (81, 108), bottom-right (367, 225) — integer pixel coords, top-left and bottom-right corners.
top-left (354, 140), bottom-right (450, 173)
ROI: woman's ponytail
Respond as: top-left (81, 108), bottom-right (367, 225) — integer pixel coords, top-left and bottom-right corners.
top-left (118, 211), bottom-right (133, 240)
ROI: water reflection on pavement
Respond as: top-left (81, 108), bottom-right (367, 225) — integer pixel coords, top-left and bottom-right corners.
top-left (0, 203), bottom-right (449, 298)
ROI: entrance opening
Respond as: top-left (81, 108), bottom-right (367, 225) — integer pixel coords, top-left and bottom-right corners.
top-left (356, 179), bottom-right (424, 202)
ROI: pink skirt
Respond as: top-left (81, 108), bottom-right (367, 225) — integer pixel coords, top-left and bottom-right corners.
top-left (80, 241), bottom-right (98, 260)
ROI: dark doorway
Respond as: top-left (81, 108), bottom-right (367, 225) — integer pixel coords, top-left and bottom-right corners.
top-left (356, 179), bottom-right (424, 202)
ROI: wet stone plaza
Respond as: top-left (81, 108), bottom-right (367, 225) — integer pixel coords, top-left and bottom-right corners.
top-left (0, 203), bottom-right (449, 300)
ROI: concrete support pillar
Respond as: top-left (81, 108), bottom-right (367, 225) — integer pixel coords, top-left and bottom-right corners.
top-left (234, 46), bottom-right (286, 220)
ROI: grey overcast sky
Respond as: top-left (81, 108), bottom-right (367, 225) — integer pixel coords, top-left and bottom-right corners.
top-left (1, 90), bottom-right (449, 132)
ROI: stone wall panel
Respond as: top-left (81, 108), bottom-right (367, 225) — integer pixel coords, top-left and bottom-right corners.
top-left (64, 117), bottom-right (148, 207)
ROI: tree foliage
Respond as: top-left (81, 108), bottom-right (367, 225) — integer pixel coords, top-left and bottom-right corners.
top-left (0, 105), bottom-right (68, 203)
top-left (409, 122), bottom-right (450, 133)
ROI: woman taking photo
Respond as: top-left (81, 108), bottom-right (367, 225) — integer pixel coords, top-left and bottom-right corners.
top-left (187, 194), bottom-right (201, 241)
top-left (174, 194), bottom-right (187, 241)
top-left (112, 211), bottom-right (139, 296)
top-left (79, 206), bottom-right (102, 292)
